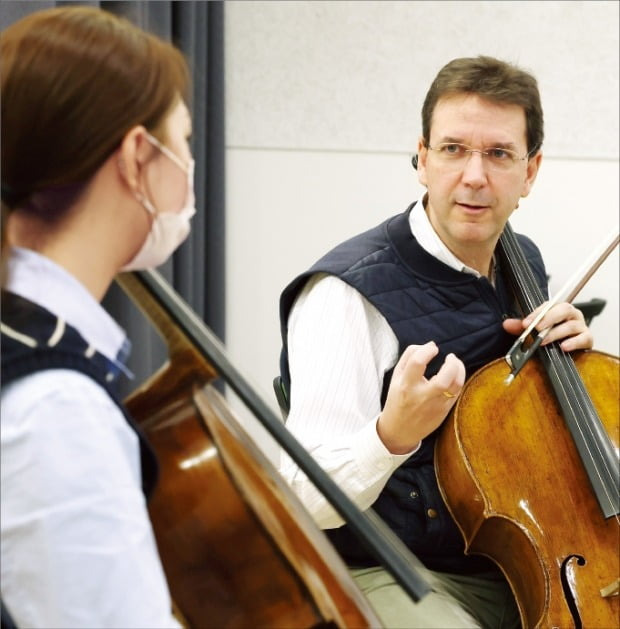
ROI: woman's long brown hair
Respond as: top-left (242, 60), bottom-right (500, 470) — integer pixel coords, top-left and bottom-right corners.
top-left (1, 6), bottom-right (189, 227)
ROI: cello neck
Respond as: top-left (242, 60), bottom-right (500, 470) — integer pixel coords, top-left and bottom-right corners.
top-left (115, 268), bottom-right (432, 603)
top-left (497, 222), bottom-right (546, 312)
top-left (116, 270), bottom-right (215, 376)
top-left (497, 224), bottom-right (619, 519)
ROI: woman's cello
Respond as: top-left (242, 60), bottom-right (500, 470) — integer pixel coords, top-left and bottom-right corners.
top-left (435, 223), bottom-right (619, 628)
top-left (116, 269), bottom-right (429, 628)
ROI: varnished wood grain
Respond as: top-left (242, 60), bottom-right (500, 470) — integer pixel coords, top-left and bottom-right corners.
top-left (436, 351), bottom-right (620, 629)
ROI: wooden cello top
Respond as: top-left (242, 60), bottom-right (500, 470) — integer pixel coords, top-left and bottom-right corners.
top-left (436, 223), bottom-right (620, 628)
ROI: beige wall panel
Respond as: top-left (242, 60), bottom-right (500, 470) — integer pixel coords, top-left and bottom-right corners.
top-left (223, 1), bottom-right (619, 457)
top-left (226, 1), bottom-right (619, 157)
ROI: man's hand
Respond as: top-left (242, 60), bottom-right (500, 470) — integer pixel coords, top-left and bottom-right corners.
top-left (377, 341), bottom-right (466, 455)
top-left (502, 301), bottom-right (593, 352)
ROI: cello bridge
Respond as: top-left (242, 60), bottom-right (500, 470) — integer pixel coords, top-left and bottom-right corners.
top-left (600, 578), bottom-right (619, 598)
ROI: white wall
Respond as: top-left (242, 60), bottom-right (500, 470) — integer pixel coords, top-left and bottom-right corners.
top-left (223, 1), bottom-right (619, 458)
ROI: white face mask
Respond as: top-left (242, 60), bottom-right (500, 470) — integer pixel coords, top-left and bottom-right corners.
top-left (122, 133), bottom-right (196, 271)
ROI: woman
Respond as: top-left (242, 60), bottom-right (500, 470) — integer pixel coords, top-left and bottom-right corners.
top-left (1, 7), bottom-right (194, 627)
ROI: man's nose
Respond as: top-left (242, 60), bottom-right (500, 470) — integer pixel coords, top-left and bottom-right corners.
top-left (461, 151), bottom-right (488, 187)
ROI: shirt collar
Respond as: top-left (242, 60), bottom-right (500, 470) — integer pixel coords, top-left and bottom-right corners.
top-left (409, 196), bottom-right (494, 281)
top-left (5, 247), bottom-right (130, 366)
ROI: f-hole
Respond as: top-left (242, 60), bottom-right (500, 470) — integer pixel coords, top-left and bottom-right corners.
top-left (560, 554), bottom-right (586, 629)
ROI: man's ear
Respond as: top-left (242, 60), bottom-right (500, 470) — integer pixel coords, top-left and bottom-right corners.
top-left (520, 150), bottom-right (543, 199)
top-left (416, 137), bottom-right (429, 187)
top-left (117, 126), bottom-right (150, 192)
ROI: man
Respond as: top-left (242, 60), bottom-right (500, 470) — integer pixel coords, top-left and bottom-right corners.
top-left (276, 56), bottom-right (592, 628)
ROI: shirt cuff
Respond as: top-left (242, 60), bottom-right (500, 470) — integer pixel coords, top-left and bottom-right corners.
top-left (351, 416), bottom-right (421, 481)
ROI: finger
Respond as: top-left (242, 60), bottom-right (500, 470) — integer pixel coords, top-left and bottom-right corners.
top-left (451, 353), bottom-right (466, 387)
top-left (539, 316), bottom-right (584, 344)
top-left (522, 301), bottom-right (549, 328)
top-left (393, 341), bottom-right (439, 386)
top-left (525, 302), bottom-right (584, 333)
top-left (523, 301), bottom-right (548, 318)
top-left (502, 318), bottom-right (525, 336)
top-left (541, 320), bottom-right (594, 350)
top-left (559, 329), bottom-right (594, 351)
top-left (428, 352), bottom-right (466, 395)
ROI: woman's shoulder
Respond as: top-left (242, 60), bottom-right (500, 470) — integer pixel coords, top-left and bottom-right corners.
top-left (2, 368), bottom-right (128, 435)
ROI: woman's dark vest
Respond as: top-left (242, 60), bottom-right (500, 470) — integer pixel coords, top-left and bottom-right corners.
top-left (1, 290), bottom-right (158, 498)
top-left (278, 202), bottom-right (548, 574)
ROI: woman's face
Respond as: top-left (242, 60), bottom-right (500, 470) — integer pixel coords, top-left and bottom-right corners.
top-left (141, 99), bottom-right (193, 214)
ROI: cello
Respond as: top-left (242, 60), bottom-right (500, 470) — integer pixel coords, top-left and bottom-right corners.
top-left (435, 223), bottom-right (619, 628)
top-left (116, 270), bottom-right (429, 628)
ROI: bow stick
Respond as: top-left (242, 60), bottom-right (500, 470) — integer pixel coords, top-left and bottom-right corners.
top-left (505, 229), bottom-right (619, 383)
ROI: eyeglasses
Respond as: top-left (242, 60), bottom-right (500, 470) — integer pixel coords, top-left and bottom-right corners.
top-left (426, 142), bottom-right (531, 173)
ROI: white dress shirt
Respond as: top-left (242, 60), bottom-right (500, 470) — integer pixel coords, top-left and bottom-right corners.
top-left (279, 201), bottom-right (485, 529)
top-left (1, 248), bottom-right (179, 628)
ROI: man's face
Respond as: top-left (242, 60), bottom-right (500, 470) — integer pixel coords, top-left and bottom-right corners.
top-left (417, 93), bottom-right (541, 264)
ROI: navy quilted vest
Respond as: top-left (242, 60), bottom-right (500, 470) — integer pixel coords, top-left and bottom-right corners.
top-left (279, 202), bottom-right (547, 573)
top-left (1, 290), bottom-right (158, 499)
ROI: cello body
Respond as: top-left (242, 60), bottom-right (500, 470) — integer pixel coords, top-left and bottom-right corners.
top-left (118, 272), bottom-right (382, 628)
top-left (435, 350), bottom-right (620, 628)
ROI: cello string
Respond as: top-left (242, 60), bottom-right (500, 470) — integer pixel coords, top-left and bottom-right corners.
top-left (550, 344), bottom-right (618, 484)
top-left (499, 225), bottom-right (619, 520)
top-left (542, 344), bottom-right (620, 525)
top-left (124, 269), bottom-right (433, 602)
top-left (516, 248), bottom-right (620, 517)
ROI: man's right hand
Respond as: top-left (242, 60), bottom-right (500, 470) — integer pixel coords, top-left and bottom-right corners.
top-left (376, 341), bottom-right (465, 454)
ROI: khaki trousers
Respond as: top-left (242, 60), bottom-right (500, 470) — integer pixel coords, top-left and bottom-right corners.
top-left (351, 565), bottom-right (521, 629)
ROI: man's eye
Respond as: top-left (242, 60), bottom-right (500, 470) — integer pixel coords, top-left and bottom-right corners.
top-left (489, 148), bottom-right (510, 160)
top-left (443, 144), bottom-right (463, 155)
